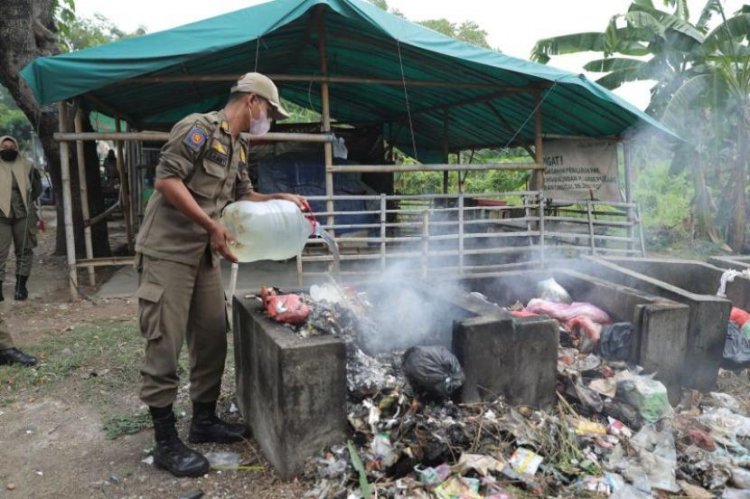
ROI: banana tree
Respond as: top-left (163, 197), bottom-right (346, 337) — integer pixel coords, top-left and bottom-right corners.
top-left (532, 0), bottom-right (750, 250)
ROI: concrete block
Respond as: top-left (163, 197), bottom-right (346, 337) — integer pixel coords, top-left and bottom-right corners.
top-left (453, 315), bottom-right (558, 409)
top-left (463, 271), bottom-right (689, 399)
top-left (233, 296), bottom-right (347, 480)
top-left (579, 257), bottom-right (731, 391)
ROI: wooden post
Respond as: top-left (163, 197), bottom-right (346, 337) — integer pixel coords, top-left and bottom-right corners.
top-left (115, 119), bottom-right (134, 252)
top-left (421, 210), bottom-right (429, 278)
top-left (623, 141), bottom-right (635, 251)
top-left (58, 102), bottom-right (79, 300)
top-left (74, 107), bottom-right (95, 286)
top-left (534, 91), bottom-right (544, 191)
top-left (537, 193), bottom-right (546, 263)
top-left (587, 201), bottom-right (596, 255)
top-left (318, 10), bottom-right (335, 236)
top-left (380, 193), bottom-right (387, 270)
top-left (458, 192), bottom-right (464, 273)
top-left (442, 110), bottom-right (449, 194)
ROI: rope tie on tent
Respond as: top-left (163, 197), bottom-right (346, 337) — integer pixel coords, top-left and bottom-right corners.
top-left (254, 37), bottom-right (261, 72)
top-left (499, 79), bottom-right (558, 155)
top-left (396, 40), bottom-right (418, 161)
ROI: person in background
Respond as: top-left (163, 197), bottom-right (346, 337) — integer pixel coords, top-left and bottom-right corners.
top-left (103, 149), bottom-right (118, 186)
top-left (135, 72), bottom-right (307, 478)
top-left (0, 314), bottom-right (37, 366)
top-left (0, 136), bottom-right (41, 301)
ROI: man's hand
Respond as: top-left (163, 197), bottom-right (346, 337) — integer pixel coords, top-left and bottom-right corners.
top-left (209, 221), bottom-right (238, 263)
top-left (276, 193), bottom-right (310, 212)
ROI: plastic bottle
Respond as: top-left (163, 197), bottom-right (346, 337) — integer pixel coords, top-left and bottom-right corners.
top-left (220, 200), bottom-right (315, 262)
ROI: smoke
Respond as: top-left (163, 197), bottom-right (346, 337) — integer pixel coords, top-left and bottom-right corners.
top-left (352, 261), bottom-right (474, 355)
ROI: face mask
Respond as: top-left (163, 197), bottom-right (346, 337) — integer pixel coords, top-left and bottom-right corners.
top-left (248, 102), bottom-right (272, 136)
top-left (0, 150), bottom-right (18, 162)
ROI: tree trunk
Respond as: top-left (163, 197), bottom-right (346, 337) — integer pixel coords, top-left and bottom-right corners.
top-left (0, 0), bottom-right (111, 258)
top-left (728, 123), bottom-right (748, 252)
top-left (690, 156), bottom-right (722, 243)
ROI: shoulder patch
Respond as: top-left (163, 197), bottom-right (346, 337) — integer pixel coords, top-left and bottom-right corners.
top-left (211, 140), bottom-right (228, 155)
top-left (183, 124), bottom-right (208, 152)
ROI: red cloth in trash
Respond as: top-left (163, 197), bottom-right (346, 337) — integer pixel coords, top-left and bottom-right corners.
top-left (565, 316), bottom-right (603, 342)
top-left (510, 310), bottom-right (538, 318)
top-left (565, 315), bottom-right (603, 352)
top-left (526, 298), bottom-right (611, 324)
top-left (261, 287), bottom-right (310, 325)
top-left (730, 307), bottom-right (750, 327)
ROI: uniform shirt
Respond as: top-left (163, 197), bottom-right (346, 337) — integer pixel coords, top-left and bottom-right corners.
top-left (135, 110), bottom-right (253, 266)
top-left (0, 165), bottom-right (41, 220)
top-left (9, 175), bottom-right (26, 218)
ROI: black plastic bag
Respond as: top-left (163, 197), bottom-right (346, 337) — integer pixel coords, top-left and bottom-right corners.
top-left (722, 321), bottom-right (750, 370)
top-left (598, 322), bottom-right (634, 361)
top-left (402, 346), bottom-right (465, 400)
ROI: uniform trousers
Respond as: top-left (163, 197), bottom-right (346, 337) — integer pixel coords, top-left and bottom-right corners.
top-left (136, 249), bottom-right (227, 408)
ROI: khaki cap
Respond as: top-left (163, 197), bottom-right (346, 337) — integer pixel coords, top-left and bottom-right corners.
top-left (231, 72), bottom-right (289, 120)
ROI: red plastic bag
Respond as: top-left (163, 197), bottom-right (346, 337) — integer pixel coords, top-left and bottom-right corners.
top-left (260, 287), bottom-right (310, 325)
top-left (510, 309), bottom-right (538, 318)
top-left (526, 298), bottom-right (611, 323)
top-left (730, 307), bottom-right (750, 327)
top-left (565, 315), bottom-right (603, 353)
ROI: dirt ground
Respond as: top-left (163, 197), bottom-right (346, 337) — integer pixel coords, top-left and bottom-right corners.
top-left (0, 208), bottom-right (310, 499)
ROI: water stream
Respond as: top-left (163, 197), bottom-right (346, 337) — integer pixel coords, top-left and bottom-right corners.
top-left (316, 226), bottom-right (341, 276)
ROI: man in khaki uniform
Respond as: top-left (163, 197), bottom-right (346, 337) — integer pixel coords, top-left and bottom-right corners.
top-left (0, 136), bottom-right (41, 301)
top-left (135, 73), bottom-right (306, 478)
top-left (0, 314), bottom-right (37, 366)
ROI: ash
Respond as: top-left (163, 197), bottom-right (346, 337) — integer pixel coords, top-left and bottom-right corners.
top-left (295, 287), bottom-right (404, 397)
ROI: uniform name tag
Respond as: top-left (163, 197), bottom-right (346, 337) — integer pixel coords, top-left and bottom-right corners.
top-left (205, 149), bottom-right (229, 167)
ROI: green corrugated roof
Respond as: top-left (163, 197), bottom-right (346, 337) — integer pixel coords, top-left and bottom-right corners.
top-left (20, 0), bottom-right (679, 161)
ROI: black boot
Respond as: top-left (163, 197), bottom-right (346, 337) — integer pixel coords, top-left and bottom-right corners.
top-left (0, 348), bottom-right (37, 366)
top-left (189, 401), bottom-right (249, 444)
top-left (14, 275), bottom-right (28, 301)
top-left (0, 281), bottom-right (4, 302)
top-left (150, 405), bottom-right (209, 478)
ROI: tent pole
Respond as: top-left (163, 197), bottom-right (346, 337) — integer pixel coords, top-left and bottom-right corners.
top-left (318, 10), bottom-right (335, 236)
top-left (534, 91), bottom-right (544, 191)
top-left (58, 102), bottom-right (79, 300)
top-left (624, 141), bottom-right (634, 251)
top-left (115, 119), bottom-right (134, 252)
top-left (442, 110), bottom-right (449, 194)
top-left (74, 107), bottom-right (95, 286)
top-left (54, 131), bottom-right (334, 143)
top-left (534, 91), bottom-right (545, 254)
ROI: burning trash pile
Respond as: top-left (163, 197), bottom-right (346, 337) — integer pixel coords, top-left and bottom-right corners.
top-left (257, 279), bottom-right (750, 498)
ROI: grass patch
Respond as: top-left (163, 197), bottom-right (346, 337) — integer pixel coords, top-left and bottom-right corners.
top-left (103, 411), bottom-right (152, 440)
top-left (0, 318), bottom-right (238, 441)
top-left (0, 321), bottom-right (142, 404)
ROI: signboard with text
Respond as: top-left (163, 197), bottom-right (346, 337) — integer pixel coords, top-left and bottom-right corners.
top-left (541, 140), bottom-right (621, 202)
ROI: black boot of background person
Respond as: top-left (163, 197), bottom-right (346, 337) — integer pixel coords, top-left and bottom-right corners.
top-left (0, 347), bottom-right (37, 366)
top-left (0, 281), bottom-right (4, 302)
top-left (150, 405), bottom-right (209, 478)
top-left (188, 401), bottom-right (249, 444)
top-left (14, 275), bottom-right (28, 301)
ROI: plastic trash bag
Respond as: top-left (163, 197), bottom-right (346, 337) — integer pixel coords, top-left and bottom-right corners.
top-left (402, 346), bottom-right (465, 400)
top-left (260, 287), bottom-right (310, 325)
top-left (617, 374), bottom-right (672, 423)
top-left (598, 322), bottom-right (634, 361)
top-left (526, 298), bottom-right (611, 323)
top-left (537, 278), bottom-right (572, 304)
top-left (722, 321), bottom-right (750, 370)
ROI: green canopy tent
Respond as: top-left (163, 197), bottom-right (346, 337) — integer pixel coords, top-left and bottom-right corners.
top-left (21, 0), bottom-right (677, 158)
top-left (20, 0), bottom-right (676, 298)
